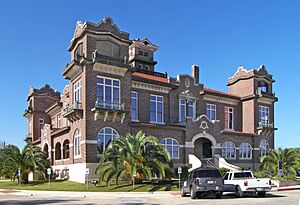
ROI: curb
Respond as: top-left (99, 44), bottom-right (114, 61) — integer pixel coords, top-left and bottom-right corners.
top-left (276, 187), bottom-right (300, 191)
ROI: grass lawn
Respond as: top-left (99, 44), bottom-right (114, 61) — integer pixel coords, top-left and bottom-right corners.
top-left (0, 180), bottom-right (179, 192)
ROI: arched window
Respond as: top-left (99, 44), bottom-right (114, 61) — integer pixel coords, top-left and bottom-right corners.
top-left (43, 143), bottom-right (49, 159)
top-left (222, 141), bottom-right (236, 159)
top-left (55, 142), bottom-right (61, 160)
top-left (74, 129), bottom-right (81, 156)
top-left (97, 127), bottom-right (118, 155)
top-left (160, 138), bottom-right (179, 159)
top-left (239, 143), bottom-right (252, 159)
top-left (260, 139), bottom-right (269, 157)
top-left (63, 140), bottom-right (70, 159)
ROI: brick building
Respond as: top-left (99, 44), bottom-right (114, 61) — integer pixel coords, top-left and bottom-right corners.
top-left (23, 17), bottom-right (278, 183)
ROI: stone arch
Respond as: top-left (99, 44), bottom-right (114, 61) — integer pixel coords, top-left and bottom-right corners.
top-left (190, 132), bottom-right (217, 147)
top-left (42, 143), bottom-right (49, 159)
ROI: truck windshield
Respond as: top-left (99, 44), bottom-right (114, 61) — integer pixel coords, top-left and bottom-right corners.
top-left (196, 170), bottom-right (221, 178)
top-left (233, 172), bottom-right (252, 179)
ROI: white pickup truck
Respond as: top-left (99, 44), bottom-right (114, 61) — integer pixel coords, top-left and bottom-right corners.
top-left (223, 170), bottom-right (272, 197)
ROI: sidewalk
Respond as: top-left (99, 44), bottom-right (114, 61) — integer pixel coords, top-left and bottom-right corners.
top-left (0, 189), bottom-right (178, 198)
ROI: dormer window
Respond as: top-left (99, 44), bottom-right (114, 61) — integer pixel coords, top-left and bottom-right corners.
top-left (144, 51), bottom-right (149, 57)
top-left (144, 65), bottom-right (150, 70)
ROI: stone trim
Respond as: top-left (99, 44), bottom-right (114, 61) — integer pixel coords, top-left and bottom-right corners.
top-left (258, 97), bottom-right (275, 105)
top-left (203, 94), bottom-right (239, 105)
top-left (80, 140), bottom-right (97, 145)
top-left (93, 63), bottom-right (127, 76)
top-left (132, 81), bottom-right (171, 94)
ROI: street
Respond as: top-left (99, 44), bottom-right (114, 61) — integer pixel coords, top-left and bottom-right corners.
top-left (0, 190), bottom-right (299, 205)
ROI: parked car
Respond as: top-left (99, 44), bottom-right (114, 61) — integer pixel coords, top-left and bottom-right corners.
top-left (223, 170), bottom-right (272, 197)
top-left (180, 167), bottom-right (224, 199)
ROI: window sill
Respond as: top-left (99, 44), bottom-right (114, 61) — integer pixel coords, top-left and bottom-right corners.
top-left (131, 119), bottom-right (140, 122)
top-left (149, 121), bottom-right (165, 125)
top-left (74, 155), bottom-right (81, 159)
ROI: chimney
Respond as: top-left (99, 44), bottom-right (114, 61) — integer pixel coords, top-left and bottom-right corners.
top-left (192, 65), bottom-right (200, 84)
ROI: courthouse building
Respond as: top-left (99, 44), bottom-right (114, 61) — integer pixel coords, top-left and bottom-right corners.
top-left (23, 17), bottom-right (278, 183)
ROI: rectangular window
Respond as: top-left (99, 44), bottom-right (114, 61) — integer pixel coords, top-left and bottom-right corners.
top-left (57, 114), bottom-right (62, 128)
top-left (206, 104), bottom-right (216, 121)
top-left (39, 119), bottom-right (44, 132)
top-left (179, 99), bottom-right (186, 122)
top-left (131, 91), bottom-right (138, 121)
top-left (73, 80), bottom-right (81, 104)
top-left (225, 107), bottom-right (234, 130)
top-left (150, 95), bottom-right (164, 123)
top-left (187, 100), bottom-right (196, 119)
top-left (259, 106), bottom-right (269, 126)
top-left (51, 116), bottom-right (56, 128)
top-left (96, 76), bottom-right (120, 109)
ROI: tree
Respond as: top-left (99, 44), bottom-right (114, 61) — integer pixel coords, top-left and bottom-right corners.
top-left (260, 148), bottom-right (300, 177)
top-left (0, 144), bottom-right (50, 183)
top-left (96, 131), bottom-right (173, 185)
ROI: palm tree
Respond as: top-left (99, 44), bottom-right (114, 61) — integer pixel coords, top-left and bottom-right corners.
top-left (260, 148), bottom-right (300, 176)
top-left (96, 131), bottom-right (173, 185)
top-left (0, 144), bottom-right (50, 183)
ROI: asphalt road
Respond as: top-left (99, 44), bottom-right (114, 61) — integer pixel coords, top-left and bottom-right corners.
top-left (0, 190), bottom-right (299, 205)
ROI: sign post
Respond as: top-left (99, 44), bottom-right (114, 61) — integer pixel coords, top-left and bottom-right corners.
top-left (178, 167), bottom-right (182, 191)
top-left (132, 166), bottom-right (136, 190)
top-left (18, 168), bottom-right (21, 188)
top-left (85, 168), bottom-right (90, 190)
top-left (47, 168), bottom-right (51, 190)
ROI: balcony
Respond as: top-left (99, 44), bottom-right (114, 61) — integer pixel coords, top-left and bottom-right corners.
top-left (258, 121), bottom-right (274, 128)
top-left (63, 102), bottom-right (83, 123)
top-left (135, 68), bottom-right (168, 78)
top-left (23, 106), bottom-right (33, 118)
top-left (91, 100), bottom-right (126, 123)
top-left (24, 134), bottom-right (32, 143)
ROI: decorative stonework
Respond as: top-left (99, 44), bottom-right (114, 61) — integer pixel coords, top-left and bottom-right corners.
top-left (179, 90), bottom-right (198, 100)
top-left (203, 94), bottom-right (239, 106)
top-left (132, 81), bottom-right (171, 93)
top-left (200, 121), bottom-right (209, 130)
top-left (258, 97), bottom-right (275, 105)
top-left (185, 78), bottom-right (190, 88)
top-left (93, 63), bottom-right (127, 76)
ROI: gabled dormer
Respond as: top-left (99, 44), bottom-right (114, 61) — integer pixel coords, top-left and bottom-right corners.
top-left (128, 38), bottom-right (158, 71)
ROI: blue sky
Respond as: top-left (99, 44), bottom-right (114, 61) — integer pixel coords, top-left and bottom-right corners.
top-left (0, 0), bottom-right (299, 148)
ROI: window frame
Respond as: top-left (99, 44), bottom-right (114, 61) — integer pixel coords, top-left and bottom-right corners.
top-left (259, 139), bottom-right (269, 157)
top-left (259, 106), bottom-right (269, 126)
top-left (150, 94), bottom-right (164, 124)
top-left (187, 100), bottom-right (196, 119)
top-left (160, 138), bottom-right (179, 159)
top-left (225, 107), bottom-right (234, 130)
top-left (206, 103), bottom-right (217, 121)
top-left (179, 99), bottom-right (186, 122)
top-left (96, 76), bottom-right (121, 108)
top-left (74, 129), bottom-right (81, 158)
top-left (222, 141), bottom-right (236, 159)
top-left (96, 127), bottom-right (118, 157)
top-left (131, 91), bottom-right (138, 121)
top-left (239, 143), bottom-right (252, 159)
top-left (73, 80), bottom-right (81, 104)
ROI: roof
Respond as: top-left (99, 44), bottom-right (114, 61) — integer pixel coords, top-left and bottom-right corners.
top-left (220, 130), bottom-right (256, 136)
top-left (132, 72), bottom-right (170, 84)
top-left (200, 88), bottom-right (240, 99)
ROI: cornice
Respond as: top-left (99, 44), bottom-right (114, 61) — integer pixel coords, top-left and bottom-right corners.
top-left (132, 81), bottom-right (171, 94)
top-left (203, 94), bottom-right (240, 106)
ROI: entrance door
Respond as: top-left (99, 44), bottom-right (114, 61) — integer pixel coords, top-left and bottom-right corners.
top-left (202, 139), bottom-right (212, 159)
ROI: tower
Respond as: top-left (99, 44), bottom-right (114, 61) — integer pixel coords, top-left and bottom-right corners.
top-left (128, 38), bottom-right (158, 71)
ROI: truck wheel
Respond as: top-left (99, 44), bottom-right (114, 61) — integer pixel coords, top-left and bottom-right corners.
top-left (190, 187), bottom-right (197, 199)
top-left (180, 187), bottom-right (186, 197)
top-left (257, 191), bottom-right (266, 197)
top-left (235, 186), bottom-right (243, 198)
top-left (215, 192), bottom-right (222, 199)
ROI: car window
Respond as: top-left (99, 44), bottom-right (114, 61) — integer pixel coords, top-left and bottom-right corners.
top-left (233, 172), bottom-right (252, 179)
top-left (192, 171), bottom-right (197, 178)
top-left (228, 173), bottom-right (232, 180)
top-left (196, 170), bottom-right (222, 178)
top-left (223, 173), bottom-right (229, 180)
